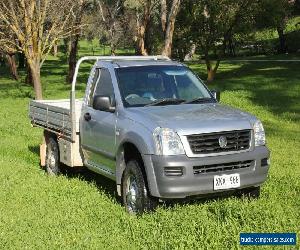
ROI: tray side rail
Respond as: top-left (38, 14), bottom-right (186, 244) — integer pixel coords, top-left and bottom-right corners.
top-left (29, 100), bottom-right (72, 140)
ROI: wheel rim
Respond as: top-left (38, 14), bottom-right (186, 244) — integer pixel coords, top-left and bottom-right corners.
top-left (126, 174), bottom-right (138, 213)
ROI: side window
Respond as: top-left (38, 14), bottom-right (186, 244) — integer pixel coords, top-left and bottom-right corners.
top-left (94, 68), bottom-right (115, 102)
top-left (88, 68), bottom-right (100, 106)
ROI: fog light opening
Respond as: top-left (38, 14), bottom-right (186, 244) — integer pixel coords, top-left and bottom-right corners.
top-left (261, 158), bottom-right (269, 167)
top-left (164, 167), bottom-right (184, 176)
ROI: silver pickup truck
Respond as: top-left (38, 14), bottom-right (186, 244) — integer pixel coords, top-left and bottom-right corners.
top-left (29, 56), bottom-right (270, 214)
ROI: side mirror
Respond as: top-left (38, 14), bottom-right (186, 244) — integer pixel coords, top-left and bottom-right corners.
top-left (211, 90), bottom-right (220, 102)
top-left (93, 95), bottom-right (115, 112)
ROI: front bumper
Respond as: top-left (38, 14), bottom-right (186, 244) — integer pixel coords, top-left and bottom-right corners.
top-left (143, 146), bottom-right (270, 198)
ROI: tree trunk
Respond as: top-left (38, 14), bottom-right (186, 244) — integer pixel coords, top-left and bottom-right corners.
top-left (136, 23), bottom-right (148, 55)
top-left (66, 2), bottom-right (85, 83)
top-left (25, 63), bottom-right (33, 86)
top-left (5, 54), bottom-right (18, 80)
top-left (223, 36), bottom-right (227, 56)
top-left (207, 69), bottom-right (216, 83)
top-left (277, 26), bottom-right (287, 53)
top-left (18, 52), bottom-right (25, 69)
top-left (110, 41), bottom-right (116, 56)
top-left (144, 24), bottom-right (152, 55)
top-left (205, 58), bottom-right (220, 83)
top-left (161, 0), bottom-right (167, 33)
top-left (228, 36), bottom-right (235, 57)
top-left (63, 38), bottom-right (70, 56)
top-left (110, 43), bottom-right (116, 55)
top-left (109, 25), bottom-right (117, 56)
top-left (53, 41), bottom-right (58, 57)
top-left (67, 34), bottom-right (80, 84)
top-left (184, 43), bottom-right (196, 61)
top-left (136, 4), bottom-right (151, 56)
top-left (161, 22), bottom-right (175, 57)
top-left (162, 0), bottom-right (181, 57)
top-left (28, 60), bottom-right (43, 100)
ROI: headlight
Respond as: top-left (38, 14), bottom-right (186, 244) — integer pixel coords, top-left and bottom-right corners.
top-left (253, 120), bottom-right (266, 146)
top-left (153, 127), bottom-right (185, 155)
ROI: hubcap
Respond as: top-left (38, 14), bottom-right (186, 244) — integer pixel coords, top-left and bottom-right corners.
top-left (49, 153), bottom-right (56, 166)
top-left (126, 175), bottom-right (138, 213)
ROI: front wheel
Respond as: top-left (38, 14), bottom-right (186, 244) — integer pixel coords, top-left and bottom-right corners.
top-left (122, 160), bottom-right (158, 214)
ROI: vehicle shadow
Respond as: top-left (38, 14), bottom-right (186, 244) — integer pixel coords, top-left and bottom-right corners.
top-left (28, 144), bottom-right (119, 202)
top-left (63, 166), bottom-right (120, 202)
top-left (28, 145), bottom-right (39, 155)
top-left (64, 165), bottom-right (244, 211)
top-left (163, 190), bottom-right (245, 210)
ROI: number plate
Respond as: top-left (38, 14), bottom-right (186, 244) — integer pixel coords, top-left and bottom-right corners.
top-left (214, 173), bottom-right (240, 190)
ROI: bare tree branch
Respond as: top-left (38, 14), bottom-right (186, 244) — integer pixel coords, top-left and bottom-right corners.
top-left (0, 0), bottom-right (81, 99)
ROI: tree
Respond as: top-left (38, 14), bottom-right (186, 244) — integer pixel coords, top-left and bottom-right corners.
top-left (175, 0), bottom-right (255, 82)
top-left (0, 22), bottom-right (19, 80)
top-left (97, 0), bottom-right (123, 55)
top-left (5, 53), bottom-right (19, 80)
top-left (0, 0), bottom-right (77, 99)
top-left (67, 0), bottom-right (92, 84)
top-left (161, 0), bottom-right (181, 57)
top-left (258, 0), bottom-right (295, 53)
top-left (124, 0), bottom-right (181, 56)
top-left (295, 0), bottom-right (300, 14)
top-left (125, 0), bottom-right (159, 55)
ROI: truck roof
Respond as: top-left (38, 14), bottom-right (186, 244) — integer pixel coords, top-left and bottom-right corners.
top-left (96, 59), bottom-right (183, 68)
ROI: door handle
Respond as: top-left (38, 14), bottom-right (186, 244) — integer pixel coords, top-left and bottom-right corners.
top-left (84, 112), bottom-right (91, 121)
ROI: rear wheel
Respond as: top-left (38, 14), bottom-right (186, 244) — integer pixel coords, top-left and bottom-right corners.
top-left (45, 137), bottom-right (61, 175)
top-left (122, 160), bottom-right (158, 214)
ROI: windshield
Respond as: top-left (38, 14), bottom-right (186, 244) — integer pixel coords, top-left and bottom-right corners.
top-left (116, 65), bottom-right (213, 107)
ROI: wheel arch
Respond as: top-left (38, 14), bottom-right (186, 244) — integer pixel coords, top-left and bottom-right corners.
top-left (116, 140), bottom-right (159, 197)
top-left (43, 130), bottom-right (58, 143)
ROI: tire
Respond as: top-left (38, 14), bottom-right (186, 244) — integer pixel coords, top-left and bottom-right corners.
top-left (122, 160), bottom-right (158, 214)
top-left (241, 186), bottom-right (260, 199)
top-left (45, 137), bottom-right (61, 175)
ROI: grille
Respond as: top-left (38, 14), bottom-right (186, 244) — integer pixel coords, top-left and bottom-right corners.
top-left (193, 160), bottom-right (253, 175)
top-left (186, 130), bottom-right (251, 154)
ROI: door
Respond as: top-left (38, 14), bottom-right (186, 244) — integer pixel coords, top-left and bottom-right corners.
top-left (81, 68), bottom-right (116, 175)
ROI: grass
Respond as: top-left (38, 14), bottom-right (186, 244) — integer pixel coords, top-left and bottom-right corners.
top-left (253, 16), bottom-right (300, 41)
top-left (0, 44), bottom-right (300, 249)
top-left (248, 16), bottom-right (300, 54)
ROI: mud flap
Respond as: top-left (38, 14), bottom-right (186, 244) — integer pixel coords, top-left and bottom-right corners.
top-left (40, 142), bottom-right (46, 167)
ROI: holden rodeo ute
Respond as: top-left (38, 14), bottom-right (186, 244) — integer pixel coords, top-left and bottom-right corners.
top-left (29, 56), bottom-right (270, 214)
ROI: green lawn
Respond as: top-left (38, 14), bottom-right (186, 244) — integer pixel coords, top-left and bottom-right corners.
top-left (254, 16), bottom-right (300, 42)
top-left (0, 49), bottom-right (299, 249)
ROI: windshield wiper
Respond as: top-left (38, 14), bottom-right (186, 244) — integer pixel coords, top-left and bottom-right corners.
top-left (182, 97), bottom-right (215, 104)
top-left (145, 98), bottom-right (185, 107)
